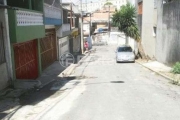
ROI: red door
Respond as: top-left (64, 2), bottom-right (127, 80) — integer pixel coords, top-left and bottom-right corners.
top-left (14, 40), bottom-right (38, 79)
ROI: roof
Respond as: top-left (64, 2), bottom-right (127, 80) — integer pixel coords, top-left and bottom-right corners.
top-left (62, 3), bottom-right (80, 14)
top-left (83, 12), bottom-right (113, 23)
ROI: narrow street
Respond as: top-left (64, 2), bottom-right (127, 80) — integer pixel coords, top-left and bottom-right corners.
top-left (33, 45), bottom-right (180, 120)
top-left (1, 0), bottom-right (180, 120)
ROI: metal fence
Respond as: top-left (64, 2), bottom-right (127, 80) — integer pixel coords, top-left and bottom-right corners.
top-left (0, 22), bottom-right (5, 65)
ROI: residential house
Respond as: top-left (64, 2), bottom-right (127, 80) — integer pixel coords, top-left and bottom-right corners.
top-left (136, 0), bottom-right (157, 59)
top-left (58, 8), bottom-right (71, 58)
top-left (83, 5), bottom-right (116, 34)
top-left (6, 0), bottom-right (45, 81)
top-left (3, 0), bottom-right (64, 89)
top-left (156, 0), bottom-right (180, 65)
top-left (62, 2), bottom-right (81, 54)
top-left (41, 0), bottom-right (62, 71)
top-left (136, 0), bottom-right (180, 65)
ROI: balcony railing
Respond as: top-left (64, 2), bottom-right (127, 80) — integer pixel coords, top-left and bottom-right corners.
top-left (16, 10), bottom-right (43, 26)
top-left (8, 8), bottom-right (45, 43)
top-left (44, 3), bottom-right (61, 20)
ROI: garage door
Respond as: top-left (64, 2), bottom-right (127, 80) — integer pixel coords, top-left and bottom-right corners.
top-left (40, 29), bottom-right (57, 70)
top-left (14, 40), bottom-right (38, 79)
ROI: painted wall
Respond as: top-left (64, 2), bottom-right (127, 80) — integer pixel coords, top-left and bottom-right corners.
top-left (141, 0), bottom-right (156, 59)
top-left (58, 36), bottom-right (70, 59)
top-left (8, 9), bottom-right (45, 43)
top-left (73, 35), bottom-right (81, 53)
top-left (156, 0), bottom-right (180, 65)
top-left (0, 9), bottom-right (9, 90)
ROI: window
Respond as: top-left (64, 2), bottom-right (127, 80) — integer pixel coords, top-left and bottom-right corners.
top-left (138, 2), bottom-right (143, 15)
top-left (118, 47), bottom-right (132, 52)
top-left (153, 27), bottom-right (157, 37)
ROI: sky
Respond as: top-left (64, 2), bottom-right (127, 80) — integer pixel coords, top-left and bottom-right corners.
top-left (62, 0), bottom-right (134, 4)
top-left (62, 0), bottom-right (99, 4)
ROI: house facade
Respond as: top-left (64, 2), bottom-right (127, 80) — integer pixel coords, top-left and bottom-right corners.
top-left (136, 0), bottom-right (157, 59)
top-left (62, 2), bottom-right (81, 54)
top-left (156, 0), bottom-right (180, 65)
top-left (1, 0), bottom-right (64, 89)
top-left (40, 0), bottom-right (62, 72)
top-left (0, 0), bottom-right (81, 90)
top-left (7, 0), bottom-right (45, 80)
top-left (136, 0), bottom-right (180, 65)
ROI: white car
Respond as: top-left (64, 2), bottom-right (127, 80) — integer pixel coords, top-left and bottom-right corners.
top-left (116, 45), bottom-right (135, 63)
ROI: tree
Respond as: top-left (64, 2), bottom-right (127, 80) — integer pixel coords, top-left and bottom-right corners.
top-left (112, 2), bottom-right (140, 44)
top-left (104, 2), bottom-right (113, 6)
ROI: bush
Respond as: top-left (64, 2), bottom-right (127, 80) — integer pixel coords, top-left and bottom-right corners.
top-left (172, 62), bottom-right (180, 74)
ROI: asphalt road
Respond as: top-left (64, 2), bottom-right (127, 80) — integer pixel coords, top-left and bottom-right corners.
top-left (15, 45), bottom-right (180, 120)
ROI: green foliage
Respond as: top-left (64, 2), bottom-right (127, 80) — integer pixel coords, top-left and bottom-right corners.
top-left (172, 62), bottom-right (180, 74)
top-left (104, 2), bottom-right (113, 5)
top-left (112, 2), bottom-right (140, 42)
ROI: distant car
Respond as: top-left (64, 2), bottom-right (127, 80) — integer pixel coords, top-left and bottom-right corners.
top-left (116, 45), bottom-right (135, 63)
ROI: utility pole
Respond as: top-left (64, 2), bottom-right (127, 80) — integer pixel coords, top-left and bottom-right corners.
top-left (108, 5), bottom-right (110, 40)
top-left (70, 2), bottom-right (73, 28)
top-left (80, 0), bottom-right (84, 54)
top-left (89, 13), bottom-right (91, 37)
top-left (89, 1), bottom-right (92, 37)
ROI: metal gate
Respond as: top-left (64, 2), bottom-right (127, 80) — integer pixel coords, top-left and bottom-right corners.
top-left (14, 40), bottom-right (38, 79)
top-left (40, 29), bottom-right (57, 70)
top-left (0, 22), bottom-right (5, 65)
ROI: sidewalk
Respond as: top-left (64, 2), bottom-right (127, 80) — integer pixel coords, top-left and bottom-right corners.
top-left (0, 61), bottom-right (77, 119)
top-left (136, 59), bottom-right (180, 85)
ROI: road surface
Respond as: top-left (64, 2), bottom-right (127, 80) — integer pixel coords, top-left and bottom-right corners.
top-left (38, 45), bottom-right (180, 120)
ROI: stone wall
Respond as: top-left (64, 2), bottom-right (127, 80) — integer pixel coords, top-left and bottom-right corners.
top-left (156, 0), bottom-right (180, 65)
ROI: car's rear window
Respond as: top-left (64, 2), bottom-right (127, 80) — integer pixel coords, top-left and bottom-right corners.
top-left (118, 47), bottom-right (132, 52)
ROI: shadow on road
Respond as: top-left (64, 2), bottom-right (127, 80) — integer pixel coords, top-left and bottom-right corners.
top-left (110, 81), bottom-right (125, 83)
top-left (83, 81), bottom-right (125, 86)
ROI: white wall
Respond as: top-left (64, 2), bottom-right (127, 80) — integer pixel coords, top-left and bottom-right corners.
top-left (58, 36), bottom-right (69, 59)
top-left (141, 0), bottom-right (156, 59)
top-left (108, 32), bottom-right (136, 51)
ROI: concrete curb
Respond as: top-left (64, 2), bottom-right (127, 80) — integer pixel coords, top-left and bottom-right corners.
top-left (59, 64), bottom-right (75, 77)
top-left (77, 53), bottom-right (89, 65)
top-left (135, 60), bottom-right (174, 82)
top-left (59, 53), bottom-right (90, 77)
